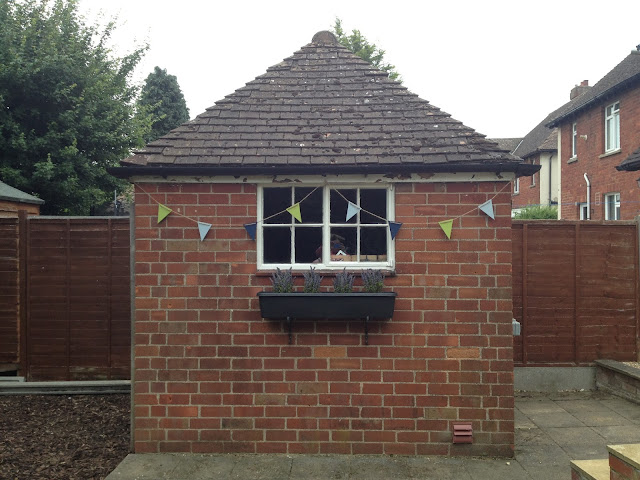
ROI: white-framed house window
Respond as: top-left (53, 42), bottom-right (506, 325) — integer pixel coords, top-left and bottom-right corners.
top-left (604, 192), bottom-right (620, 220)
top-left (579, 203), bottom-right (589, 220)
top-left (513, 177), bottom-right (520, 194)
top-left (571, 122), bottom-right (577, 158)
top-left (605, 101), bottom-right (620, 152)
top-left (257, 184), bottom-right (395, 270)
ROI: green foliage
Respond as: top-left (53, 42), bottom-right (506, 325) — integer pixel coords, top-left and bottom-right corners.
top-left (361, 269), bottom-right (384, 293)
top-left (332, 18), bottom-right (401, 82)
top-left (333, 268), bottom-right (355, 293)
top-left (513, 206), bottom-right (559, 220)
top-left (137, 66), bottom-right (190, 143)
top-left (271, 268), bottom-right (294, 293)
top-left (303, 267), bottom-right (322, 293)
top-left (0, 0), bottom-right (152, 215)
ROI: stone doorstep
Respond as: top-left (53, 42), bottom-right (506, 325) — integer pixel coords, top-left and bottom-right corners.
top-left (609, 444), bottom-right (640, 472)
top-left (570, 459), bottom-right (609, 480)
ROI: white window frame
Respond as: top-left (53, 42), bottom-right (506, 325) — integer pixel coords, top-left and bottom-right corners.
top-left (604, 192), bottom-right (620, 220)
top-left (579, 203), bottom-right (588, 220)
top-left (571, 122), bottom-right (577, 158)
top-left (513, 177), bottom-right (520, 194)
top-left (257, 184), bottom-right (395, 271)
top-left (604, 101), bottom-right (620, 153)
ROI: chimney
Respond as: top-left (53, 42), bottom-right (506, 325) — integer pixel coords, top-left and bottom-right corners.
top-left (570, 80), bottom-right (590, 100)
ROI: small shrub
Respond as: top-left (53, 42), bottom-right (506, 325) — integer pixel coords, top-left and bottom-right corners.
top-left (333, 268), bottom-right (355, 293)
top-left (361, 269), bottom-right (384, 293)
top-left (513, 206), bottom-right (558, 220)
top-left (303, 267), bottom-right (323, 293)
top-left (270, 267), bottom-right (294, 293)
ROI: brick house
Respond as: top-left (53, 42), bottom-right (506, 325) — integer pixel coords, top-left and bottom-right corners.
top-left (114, 31), bottom-right (536, 456)
top-left (546, 47), bottom-right (640, 220)
top-left (0, 180), bottom-right (43, 217)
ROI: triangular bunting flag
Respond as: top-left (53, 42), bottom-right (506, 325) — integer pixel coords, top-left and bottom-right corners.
top-left (439, 219), bottom-right (454, 239)
top-left (157, 204), bottom-right (172, 224)
top-left (346, 202), bottom-right (361, 221)
top-left (244, 223), bottom-right (257, 241)
top-left (389, 221), bottom-right (402, 240)
top-left (197, 222), bottom-right (212, 241)
top-left (479, 199), bottom-right (495, 220)
top-left (286, 203), bottom-right (302, 222)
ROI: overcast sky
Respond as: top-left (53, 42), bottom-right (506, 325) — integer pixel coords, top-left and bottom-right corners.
top-left (79, 0), bottom-right (640, 139)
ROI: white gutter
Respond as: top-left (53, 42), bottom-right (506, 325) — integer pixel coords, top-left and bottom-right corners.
top-left (583, 173), bottom-right (591, 220)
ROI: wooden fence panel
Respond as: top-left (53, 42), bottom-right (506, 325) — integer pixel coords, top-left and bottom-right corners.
top-left (26, 217), bottom-right (130, 380)
top-left (0, 218), bottom-right (19, 365)
top-left (513, 220), bottom-right (638, 365)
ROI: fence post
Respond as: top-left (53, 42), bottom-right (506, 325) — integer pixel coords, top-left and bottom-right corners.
top-left (635, 215), bottom-right (640, 362)
top-left (522, 223), bottom-right (528, 365)
top-left (129, 200), bottom-right (136, 452)
top-left (574, 223), bottom-right (580, 365)
top-left (18, 210), bottom-right (28, 378)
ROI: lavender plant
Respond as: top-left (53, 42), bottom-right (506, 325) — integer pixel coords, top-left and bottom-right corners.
top-left (270, 267), bottom-right (294, 293)
top-left (303, 267), bottom-right (323, 293)
top-left (361, 269), bottom-right (385, 293)
top-left (333, 268), bottom-right (355, 293)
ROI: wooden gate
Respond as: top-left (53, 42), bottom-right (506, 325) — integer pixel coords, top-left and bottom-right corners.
top-left (513, 220), bottom-right (639, 365)
top-left (23, 216), bottom-right (131, 380)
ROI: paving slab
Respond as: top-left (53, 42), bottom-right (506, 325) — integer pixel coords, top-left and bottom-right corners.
top-left (289, 455), bottom-right (350, 480)
top-left (105, 392), bottom-right (640, 480)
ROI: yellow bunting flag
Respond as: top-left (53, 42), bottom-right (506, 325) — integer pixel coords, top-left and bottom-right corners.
top-left (286, 203), bottom-right (302, 222)
top-left (439, 219), bottom-right (454, 239)
top-left (157, 204), bottom-right (172, 224)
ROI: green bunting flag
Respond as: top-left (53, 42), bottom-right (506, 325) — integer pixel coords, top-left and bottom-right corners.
top-left (157, 204), bottom-right (172, 224)
top-left (286, 203), bottom-right (302, 222)
top-left (439, 219), bottom-right (454, 239)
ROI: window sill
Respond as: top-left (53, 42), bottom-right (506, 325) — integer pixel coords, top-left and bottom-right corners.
top-left (568, 157), bottom-right (578, 164)
top-left (529, 184), bottom-right (537, 188)
top-left (512, 192), bottom-right (519, 196)
top-left (256, 268), bottom-right (397, 278)
top-left (600, 149), bottom-right (621, 159)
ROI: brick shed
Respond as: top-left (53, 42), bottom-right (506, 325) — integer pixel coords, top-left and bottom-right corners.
top-left (113, 31), bottom-right (537, 456)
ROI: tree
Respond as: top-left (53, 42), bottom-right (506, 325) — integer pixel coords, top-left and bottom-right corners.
top-left (0, 0), bottom-right (151, 215)
top-left (137, 66), bottom-right (190, 143)
top-left (331, 18), bottom-right (401, 82)
top-left (513, 206), bottom-right (558, 219)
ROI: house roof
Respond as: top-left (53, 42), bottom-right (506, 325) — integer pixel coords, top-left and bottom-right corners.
top-left (547, 49), bottom-right (640, 127)
top-left (113, 31), bottom-right (536, 178)
top-left (0, 180), bottom-right (44, 205)
top-left (617, 146), bottom-right (640, 171)
top-left (488, 138), bottom-right (523, 154)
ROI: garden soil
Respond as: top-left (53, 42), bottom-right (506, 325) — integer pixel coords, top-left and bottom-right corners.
top-left (0, 394), bottom-right (129, 480)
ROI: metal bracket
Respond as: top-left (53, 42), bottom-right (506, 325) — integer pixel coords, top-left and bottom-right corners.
top-left (286, 316), bottom-right (292, 345)
top-left (364, 316), bottom-right (369, 345)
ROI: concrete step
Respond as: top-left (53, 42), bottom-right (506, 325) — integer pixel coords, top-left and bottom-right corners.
top-left (570, 459), bottom-right (609, 480)
top-left (608, 444), bottom-right (640, 479)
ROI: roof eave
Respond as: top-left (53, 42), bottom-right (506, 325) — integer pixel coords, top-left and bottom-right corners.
top-left (547, 73), bottom-right (640, 128)
top-left (109, 162), bottom-right (539, 179)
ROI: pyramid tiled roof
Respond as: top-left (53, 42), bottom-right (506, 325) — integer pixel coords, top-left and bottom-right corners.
top-left (115, 31), bottom-right (535, 177)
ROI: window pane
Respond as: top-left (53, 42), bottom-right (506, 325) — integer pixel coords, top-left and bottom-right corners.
top-left (360, 189), bottom-right (387, 224)
top-left (295, 227), bottom-right (322, 263)
top-left (329, 227), bottom-right (356, 261)
top-left (295, 187), bottom-right (322, 224)
top-left (264, 188), bottom-right (291, 224)
top-left (360, 227), bottom-right (387, 261)
top-left (330, 189), bottom-right (356, 223)
top-left (263, 227), bottom-right (291, 263)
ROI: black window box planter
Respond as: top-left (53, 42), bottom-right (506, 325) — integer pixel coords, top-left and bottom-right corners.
top-left (257, 292), bottom-right (397, 345)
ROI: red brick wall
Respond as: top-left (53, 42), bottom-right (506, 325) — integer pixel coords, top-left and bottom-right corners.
top-left (559, 85), bottom-right (640, 220)
top-left (132, 181), bottom-right (514, 457)
top-left (512, 155), bottom-right (540, 209)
